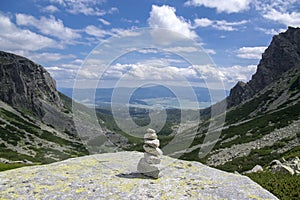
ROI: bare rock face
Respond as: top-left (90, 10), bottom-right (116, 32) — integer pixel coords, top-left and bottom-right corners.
top-left (0, 51), bottom-right (78, 134)
top-left (0, 51), bottom-right (63, 117)
top-left (270, 157), bottom-right (300, 175)
top-left (227, 27), bottom-right (300, 107)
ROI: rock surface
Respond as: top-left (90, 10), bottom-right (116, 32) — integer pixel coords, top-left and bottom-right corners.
top-left (243, 165), bottom-right (264, 174)
top-left (0, 51), bottom-right (63, 118)
top-left (270, 157), bottom-right (300, 175)
top-left (0, 152), bottom-right (279, 199)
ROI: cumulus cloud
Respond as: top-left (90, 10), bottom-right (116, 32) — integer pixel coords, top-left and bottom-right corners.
top-left (236, 46), bottom-right (267, 59)
top-left (96, 61), bottom-right (257, 89)
top-left (194, 18), bottom-right (247, 31)
top-left (148, 5), bottom-right (197, 39)
top-left (185, 0), bottom-right (300, 27)
top-left (16, 14), bottom-right (81, 41)
top-left (102, 63), bottom-right (198, 81)
top-left (185, 0), bottom-right (252, 13)
top-left (0, 13), bottom-right (59, 52)
top-left (194, 64), bottom-right (257, 88)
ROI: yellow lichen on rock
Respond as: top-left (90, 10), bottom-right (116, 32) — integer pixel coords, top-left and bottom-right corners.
top-left (0, 151), bottom-right (279, 199)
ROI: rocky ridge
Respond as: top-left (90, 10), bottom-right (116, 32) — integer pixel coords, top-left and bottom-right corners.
top-left (176, 27), bottom-right (300, 174)
top-left (0, 151), bottom-right (278, 199)
top-left (227, 27), bottom-right (300, 107)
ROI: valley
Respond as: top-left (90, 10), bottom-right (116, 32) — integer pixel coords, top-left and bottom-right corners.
top-left (0, 27), bottom-right (300, 199)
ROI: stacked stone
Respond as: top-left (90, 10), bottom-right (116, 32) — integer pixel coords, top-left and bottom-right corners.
top-left (137, 128), bottom-right (162, 178)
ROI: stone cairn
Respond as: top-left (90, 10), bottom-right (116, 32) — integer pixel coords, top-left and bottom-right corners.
top-left (137, 128), bottom-right (162, 178)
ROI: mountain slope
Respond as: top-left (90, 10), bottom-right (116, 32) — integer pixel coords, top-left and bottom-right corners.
top-left (174, 27), bottom-right (300, 173)
top-left (0, 51), bottom-right (89, 165)
top-left (0, 51), bottom-right (133, 166)
top-left (227, 26), bottom-right (300, 108)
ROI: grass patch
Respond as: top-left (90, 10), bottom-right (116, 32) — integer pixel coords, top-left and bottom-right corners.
top-left (247, 171), bottom-right (300, 200)
top-left (0, 162), bottom-right (35, 172)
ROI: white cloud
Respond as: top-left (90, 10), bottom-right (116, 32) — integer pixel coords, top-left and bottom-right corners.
top-left (110, 28), bottom-right (141, 37)
top-left (46, 65), bottom-right (78, 84)
top-left (163, 46), bottom-right (199, 53)
top-left (50, 0), bottom-right (66, 6)
top-left (98, 18), bottom-right (110, 25)
top-left (219, 65), bottom-right (257, 84)
top-left (50, 0), bottom-right (117, 16)
top-left (254, 0), bottom-right (300, 27)
top-left (85, 25), bottom-right (109, 38)
top-left (263, 9), bottom-right (300, 27)
top-left (204, 49), bottom-right (216, 55)
top-left (185, 0), bottom-right (252, 13)
top-left (16, 14), bottom-right (81, 41)
top-left (121, 18), bottom-right (140, 24)
top-left (256, 27), bottom-right (287, 35)
top-left (96, 61), bottom-right (257, 90)
top-left (85, 25), bottom-right (140, 40)
top-left (193, 18), bottom-right (213, 27)
top-left (148, 5), bottom-right (198, 39)
top-left (27, 52), bottom-right (75, 63)
top-left (194, 18), bottom-right (247, 31)
top-left (256, 28), bottom-right (286, 35)
top-left (194, 64), bottom-right (257, 89)
top-left (236, 46), bottom-right (267, 59)
top-left (42, 5), bottom-right (60, 13)
top-left (102, 63), bottom-right (198, 81)
top-left (0, 13), bottom-right (59, 52)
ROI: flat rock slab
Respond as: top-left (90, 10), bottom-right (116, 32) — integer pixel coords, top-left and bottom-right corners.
top-left (0, 151), bottom-right (278, 199)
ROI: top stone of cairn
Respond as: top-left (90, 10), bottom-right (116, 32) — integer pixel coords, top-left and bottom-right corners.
top-left (144, 128), bottom-right (158, 140)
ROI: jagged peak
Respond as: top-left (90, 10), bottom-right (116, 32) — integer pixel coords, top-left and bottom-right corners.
top-left (227, 27), bottom-right (300, 107)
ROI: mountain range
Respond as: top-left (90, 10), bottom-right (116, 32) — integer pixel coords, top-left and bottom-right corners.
top-left (0, 27), bottom-right (299, 199)
top-left (59, 85), bottom-right (228, 109)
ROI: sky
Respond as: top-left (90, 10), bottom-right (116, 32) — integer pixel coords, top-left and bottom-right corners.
top-left (1, 0), bottom-right (300, 90)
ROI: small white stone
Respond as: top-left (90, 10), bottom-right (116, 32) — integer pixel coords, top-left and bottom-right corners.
top-left (144, 152), bottom-right (161, 164)
top-left (143, 145), bottom-right (163, 156)
top-left (144, 139), bottom-right (160, 148)
top-left (144, 133), bottom-right (157, 140)
top-left (137, 158), bottom-right (161, 178)
top-left (146, 128), bottom-right (156, 134)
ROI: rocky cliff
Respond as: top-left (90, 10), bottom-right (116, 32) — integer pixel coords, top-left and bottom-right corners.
top-left (0, 51), bottom-right (130, 164)
top-left (227, 27), bottom-right (300, 107)
top-left (0, 51), bottom-right (63, 118)
top-left (0, 151), bottom-right (278, 199)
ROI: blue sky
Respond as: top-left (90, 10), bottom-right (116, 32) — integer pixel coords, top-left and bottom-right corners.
top-left (1, 0), bottom-right (300, 90)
